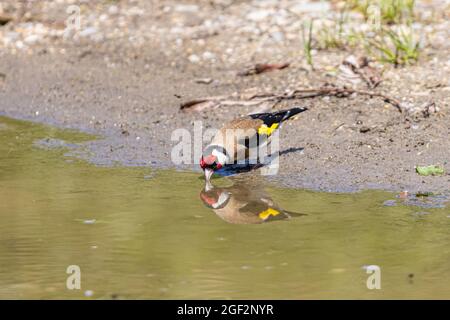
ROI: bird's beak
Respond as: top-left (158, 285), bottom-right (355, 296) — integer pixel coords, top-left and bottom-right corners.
top-left (204, 168), bottom-right (214, 183)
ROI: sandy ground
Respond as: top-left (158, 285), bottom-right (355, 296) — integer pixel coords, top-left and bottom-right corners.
top-left (0, 0), bottom-right (449, 192)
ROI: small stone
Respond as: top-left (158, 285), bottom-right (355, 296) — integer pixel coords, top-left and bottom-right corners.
top-left (79, 27), bottom-right (97, 38)
top-left (188, 54), bottom-right (200, 63)
top-left (246, 10), bottom-right (271, 22)
top-left (128, 6), bottom-right (144, 16)
top-left (270, 31), bottom-right (285, 43)
top-left (99, 14), bottom-right (108, 22)
top-left (195, 78), bottom-right (213, 84)
top-left (24, 34), bottom-right (40, 45)
top-left (383, 200), bottom-right (397, 207)
top-left (84, 290), bottom-right (94, 297)
top-left (202, 51), bottom-right (215, 60)
top-left (108, 5), bottom-right (119, 15)
top-left (360, 126), bottom-right (371, 133)
top-left (174, 4), bottom-right (199, 13)
top-left (290, 2), bottom-right (331, 14)
top-left (16, 41), bottom-right (24, 49)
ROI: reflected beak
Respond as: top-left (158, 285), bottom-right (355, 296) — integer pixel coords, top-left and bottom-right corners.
top-left (204, 179), bottom-right (214, 192)
top-left (204, 168), bottom-right (214, 182)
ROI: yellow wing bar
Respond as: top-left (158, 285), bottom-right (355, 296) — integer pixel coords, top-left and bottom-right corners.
top-left (258, 208), bottom-right (280, 220)
top-left (258, 123), bottom-right (279, 136)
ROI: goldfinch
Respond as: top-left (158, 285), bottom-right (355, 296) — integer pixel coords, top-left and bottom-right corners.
top-left (200, 181), bottom-right (305, 224)
top-left (200, 107), bottom-right (307, 181)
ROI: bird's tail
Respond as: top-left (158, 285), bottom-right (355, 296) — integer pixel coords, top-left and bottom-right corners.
top-left (277, 107), bottom-right (308, 122)
top-left (283, 210), bottom-right (307, 218)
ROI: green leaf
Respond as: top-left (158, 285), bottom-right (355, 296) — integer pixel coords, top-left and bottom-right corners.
top-left (415, 165), bottom-right (445, 176)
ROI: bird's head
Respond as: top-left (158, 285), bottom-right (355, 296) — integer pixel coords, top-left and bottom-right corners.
top-left (200, 187), bottom-right (230, 209)
top-left (200, 154), bottom-right (223, 181)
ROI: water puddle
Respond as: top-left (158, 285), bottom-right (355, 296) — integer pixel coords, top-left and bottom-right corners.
top-left (0, 116), bottom-right (449, 299)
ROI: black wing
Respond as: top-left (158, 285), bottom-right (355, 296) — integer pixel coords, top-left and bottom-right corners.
top-left (248, 107), bottom-right (307, 127)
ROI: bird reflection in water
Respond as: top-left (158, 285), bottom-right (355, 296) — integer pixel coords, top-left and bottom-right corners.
top-left (200, 180), bottom-right (305, 224)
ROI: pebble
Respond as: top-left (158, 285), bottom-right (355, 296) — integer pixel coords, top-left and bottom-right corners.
top-left (127, 7), bottom-right (144, 16)
top-left (84, 290), bottom-right (94, 297)
top-left (246, 10), bottom-right (272, 22)
top-left (290, 2), bottom-right (331, 14)
top-left (202, 51), bottom-right (215, 60)
top-left (174, 4), bottom-right (199, 13)
top-left (108, 5), bottom-right (119, 15)
top-left (79, 27), bottom-right (98, 38)
top-left (270, 31), bottom-right (285, 43)
top-left (24, 34), bottom-right (40, 45)
top-left (383, 200), bottom-right (397, 207)
top-left (195, 78), bottom-right (213, 84)
top-left (188, 54), bottom-right (200, 63)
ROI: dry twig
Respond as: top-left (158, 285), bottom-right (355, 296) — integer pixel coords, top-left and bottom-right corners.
top-left (237, 63), bottom-right (290, 76)
top-left (181, 86), bottom-right (404, 113)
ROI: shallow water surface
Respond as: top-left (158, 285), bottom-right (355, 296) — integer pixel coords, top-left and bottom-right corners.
top-left (0, 116), bottom-right (449, 299)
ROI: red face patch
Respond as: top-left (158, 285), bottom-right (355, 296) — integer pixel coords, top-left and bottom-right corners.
top-left (204, 155), bottom-right (217, 165)
top-left (200, 156), bottom-right (206, 169)
top-left (200, 155), bottom-right (218, 170)
top-left (200, 191), bottom-right (219, 207)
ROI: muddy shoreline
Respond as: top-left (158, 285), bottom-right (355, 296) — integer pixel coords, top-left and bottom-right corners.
top-left (0, 0), bottom-right (449, 193)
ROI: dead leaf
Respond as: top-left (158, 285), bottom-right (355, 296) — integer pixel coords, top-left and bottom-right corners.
top-left (416, 165), bottom-right (445, 176)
